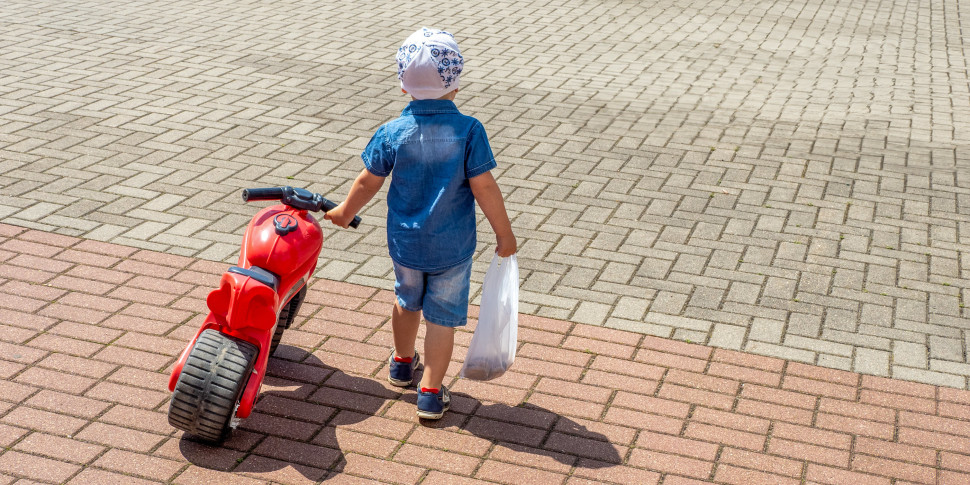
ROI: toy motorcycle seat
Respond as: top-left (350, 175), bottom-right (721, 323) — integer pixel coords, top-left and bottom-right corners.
top-left (227, 266), bottom-right (279, 291)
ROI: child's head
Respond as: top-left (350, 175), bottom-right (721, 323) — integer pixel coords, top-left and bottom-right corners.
top-left (397, 28), bottom-right (463, 100)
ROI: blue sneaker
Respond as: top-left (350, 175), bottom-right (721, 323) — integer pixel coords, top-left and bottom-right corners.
top-left (388, 351), bottom-right (420, 387)
top-left (416, 385), bottom-right (450, 420)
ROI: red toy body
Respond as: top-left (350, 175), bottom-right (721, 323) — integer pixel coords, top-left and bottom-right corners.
top-left (167, 187), bottom-right (358, 442)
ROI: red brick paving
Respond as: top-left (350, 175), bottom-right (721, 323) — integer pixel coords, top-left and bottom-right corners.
top-left (1, 223), bottom-right (970, 484)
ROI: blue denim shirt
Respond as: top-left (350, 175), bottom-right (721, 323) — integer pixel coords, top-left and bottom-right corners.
top-left (362, 100), bottom-right (496, 271)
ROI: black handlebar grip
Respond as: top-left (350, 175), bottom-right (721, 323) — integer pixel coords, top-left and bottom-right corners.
top-left (242, 187), bottom-right (286, 202)
top-left (320, 198), bottom-right (338, 212)
top-left (319, 197), bottom-right (361, 229)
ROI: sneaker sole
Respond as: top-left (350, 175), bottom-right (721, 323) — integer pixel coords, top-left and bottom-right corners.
top-left (416, 409), bottom-right (446, 420)
top-left (387, 376), bottom-right (412, 387)
top-left (416, 400), bottom-right (450, 420)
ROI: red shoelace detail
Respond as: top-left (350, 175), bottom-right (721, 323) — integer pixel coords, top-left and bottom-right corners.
top-left (393, 356), bottom-right (413, 363)
top-left (421, 387), bottom-right (439, 394)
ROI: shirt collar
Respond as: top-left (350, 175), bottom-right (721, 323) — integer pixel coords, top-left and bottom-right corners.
top-left (402, 99), bottom-right (460, 115)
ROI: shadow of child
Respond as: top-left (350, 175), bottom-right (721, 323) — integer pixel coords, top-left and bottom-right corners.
top-left (177, 345), bottom-right (622, 481)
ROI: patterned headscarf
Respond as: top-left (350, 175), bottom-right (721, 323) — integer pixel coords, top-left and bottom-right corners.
top-left (397, 28), bottom-right (464, 100)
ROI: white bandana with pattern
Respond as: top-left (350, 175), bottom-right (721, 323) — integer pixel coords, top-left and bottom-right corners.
top-left (397, 28), bottom-right (464, 100)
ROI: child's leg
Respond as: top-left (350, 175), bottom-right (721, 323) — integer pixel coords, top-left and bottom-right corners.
top-left (391, 262), bottom-right (425, 360)
top-left (420, 321), bottom-right (455, 390)
top-left (392, 302), bottom-right (421, 359)
top-left (412, 260), bottom-right (470, 418)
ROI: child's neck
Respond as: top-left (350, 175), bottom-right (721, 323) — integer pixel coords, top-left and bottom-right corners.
top-left (411, 90), bottom-right (458, 102)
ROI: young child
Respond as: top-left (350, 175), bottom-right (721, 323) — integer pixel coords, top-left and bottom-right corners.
top-left (325, 27), bottom-right (516, 420)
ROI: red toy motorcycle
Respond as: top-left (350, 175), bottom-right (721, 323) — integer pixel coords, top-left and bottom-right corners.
top-left (167, 186), bottom-right (359, 443)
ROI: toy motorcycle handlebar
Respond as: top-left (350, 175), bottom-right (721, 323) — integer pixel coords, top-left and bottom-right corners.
top-left (242, 186), bottom-right (361, 229)
top-left (241, 187), bottom-right (286, 201)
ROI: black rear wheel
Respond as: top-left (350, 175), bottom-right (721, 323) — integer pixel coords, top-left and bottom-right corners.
top-left (270, 285), bottom-right (306, 355)
top-left (168, 329), bottom-right (257, 443)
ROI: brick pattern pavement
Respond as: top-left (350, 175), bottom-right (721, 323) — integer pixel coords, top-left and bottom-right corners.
top-left (1, 223), bottom-right (970, 484)
top-left (1, 1), bottom-right (969, 386)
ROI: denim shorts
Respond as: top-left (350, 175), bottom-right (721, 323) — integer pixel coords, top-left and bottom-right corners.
top-left (392, 257), bottom-right (472, 328)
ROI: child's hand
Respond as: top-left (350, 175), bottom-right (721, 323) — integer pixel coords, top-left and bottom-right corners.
top-left (324, 203), bottom-right (356, 228)
top-left (496, 233), bottom-right (517, 257)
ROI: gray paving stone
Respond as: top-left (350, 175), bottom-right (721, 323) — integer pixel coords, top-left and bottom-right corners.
top-left (561, 266), bottom-right (598, 288)
top-left (572, 302), bottom-right (612, 326)
top-left (893, 341), bottom-right (929, 370)
top-left (613, 296), bottom-right (648, 321)
top-left (109, 236), bottom-right (169, 252)
top-left (817, 354), bottom-right (852, 372)
top-left (824, 309), bottom-right (860, 333)
top-left (40, 215), bottom-right (99, 231)
top-left (853, 348), bottom-right (890, 377)
top-left (787, 313), bottom-right (822, 337)
top-left (673, 329), bottom-right (708, 345)
top-left (649, 291), bottom-right (689, 315)
top-left (930, 360), bottom-right (970, 379)
top-left (18, 202), bottom-right (60, 221)
top-left (748, 318), bottom-right (785, 344)
top-left (645, 313), bottom-right (711, 333)
top-left (708, 324), bottom-right (746, 350)
top-left (150, 233), bottom-right (211, 250)
top-left (860, 304), bottom-right (893, 328)
top-left (520, 290), bottom-right (577, 311)
top-left (824, 328), bottom-right (892, 351)
top-left (785, 335), bottom-right (854, 358)
top-left (599, 262), bottom-right (636, 285)
top-left (316, 255), bottom-right (362, 282)
top-left (929, 336), bottom-right (965, 362)
top-left (744, 341), bottom-right (815, 364)
top-left (554, 285), bottom-right (617, 305)
top-left (120, 221), bottom-right (169, 241)
top-left (83, 223), bottom-right (128, 242)
top-left (535, 306), bottom-right (573, 321)
top-left (196, 242), bottom-right (240, 262)
top-left (892, 366), bottom-right (966, 389)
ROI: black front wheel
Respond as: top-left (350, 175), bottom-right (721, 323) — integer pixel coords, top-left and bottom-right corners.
top-left (270, 285), bottom-right (307, 355)
top-left (168, 329), bottom-right (257, 443)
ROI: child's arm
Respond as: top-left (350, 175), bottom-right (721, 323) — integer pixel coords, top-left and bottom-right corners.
top-left (325, 168), bottom-right (385, 228)
top-left (469, 172), bottom-right (516, 257)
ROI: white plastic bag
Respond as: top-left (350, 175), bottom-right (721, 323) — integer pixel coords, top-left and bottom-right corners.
top-left (461, 254), bottom-right (519, 381)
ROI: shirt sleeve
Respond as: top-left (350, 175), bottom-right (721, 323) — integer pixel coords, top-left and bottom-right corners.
top-left (361, 125), bottom-right (393, 177)
top-left (464, 121), bottom-right (497, 179)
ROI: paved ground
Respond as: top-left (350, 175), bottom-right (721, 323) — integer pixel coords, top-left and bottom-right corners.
top-left (4, 2), bottom-right (970, 481)
top-left (0, 224), bottom-right (969, 484)
top-left (0, 1), bottom-right (969, 385)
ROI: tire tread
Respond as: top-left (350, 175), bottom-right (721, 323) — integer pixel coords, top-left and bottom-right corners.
top-left (168, 329), bottom-right (257, 443)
